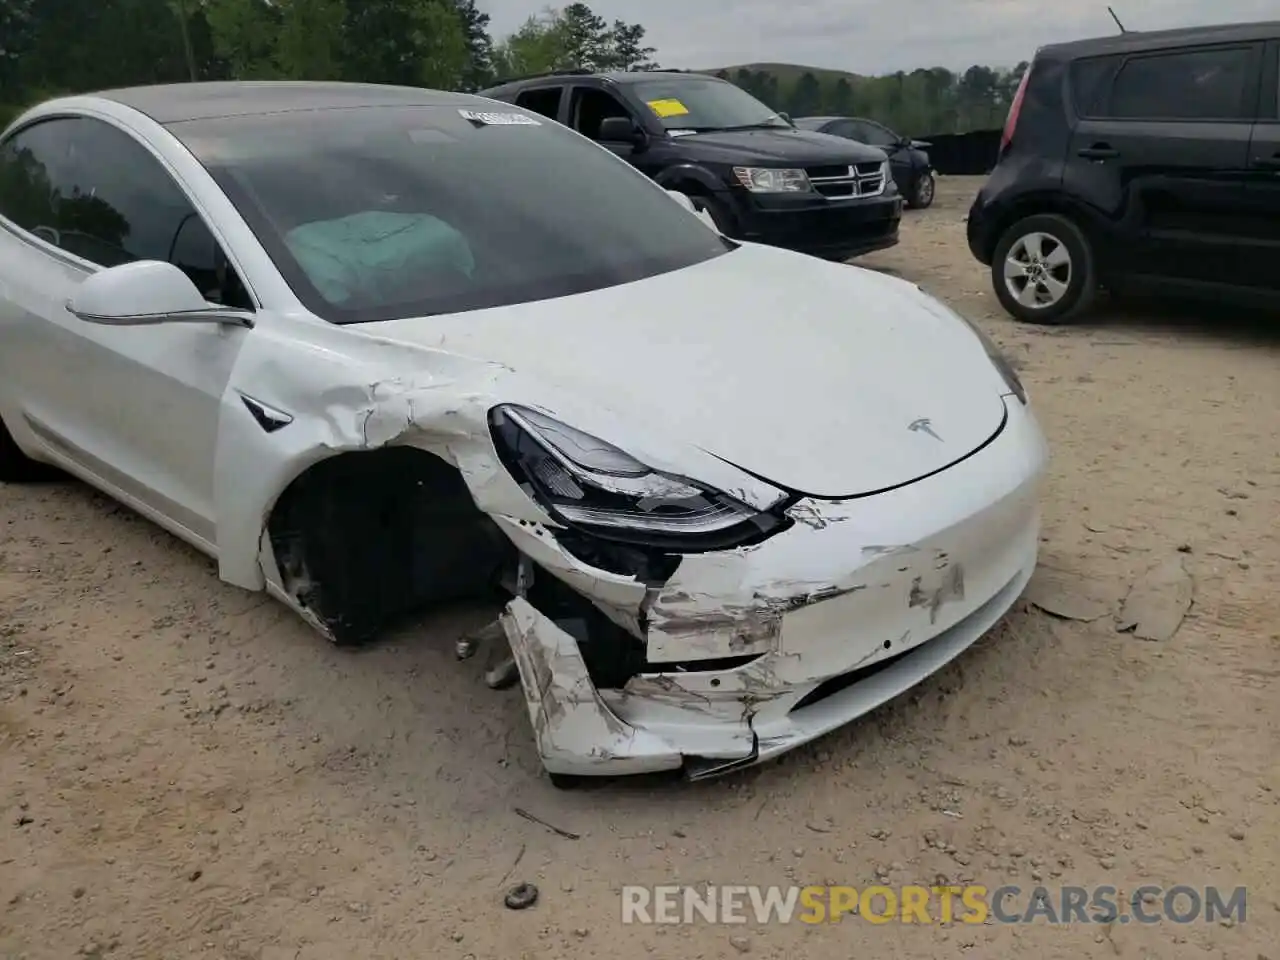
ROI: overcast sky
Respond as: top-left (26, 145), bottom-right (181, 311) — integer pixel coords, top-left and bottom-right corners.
top-left (481, 0), bottom-right (1277, 74)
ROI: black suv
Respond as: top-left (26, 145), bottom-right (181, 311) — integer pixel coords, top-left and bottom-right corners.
top-left (480, 70), bottom-right (902, 261)
top-left (967, 20), bottom-right (1280, 323)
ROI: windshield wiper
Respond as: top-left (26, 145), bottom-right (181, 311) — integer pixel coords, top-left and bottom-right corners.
top-left (718, 118), bottom-right (791, 132)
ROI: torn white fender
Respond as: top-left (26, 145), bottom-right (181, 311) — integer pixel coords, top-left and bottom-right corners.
top-left (501, 598), bottom-right (682, 776)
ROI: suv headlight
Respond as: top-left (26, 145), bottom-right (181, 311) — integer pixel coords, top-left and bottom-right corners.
top-left (733, 166), bottom-right (811, 193)
top-left (490, 405), bottom-right (790, 550)
top-left (880, 159), bottom-right (893, 187)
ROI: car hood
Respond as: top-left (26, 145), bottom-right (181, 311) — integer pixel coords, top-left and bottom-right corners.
top-left (361, 246), bottom-right (1010, 499)
top-left (669, 127), bottom-right (888, 166)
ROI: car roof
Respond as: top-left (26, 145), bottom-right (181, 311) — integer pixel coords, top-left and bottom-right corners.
top-left (1039, 19), bottom-right (1280, 59)
top-left (89, 81), bottom-right (484, 125)
top-left (481, 69), bottom-right (722, 95)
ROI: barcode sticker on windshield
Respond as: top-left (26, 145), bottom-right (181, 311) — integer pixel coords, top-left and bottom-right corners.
top-left (459, 109), bottom-right (541, 126)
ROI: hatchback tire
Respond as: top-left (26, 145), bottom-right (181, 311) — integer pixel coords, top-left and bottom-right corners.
top-left (992, 213), bottom-right (1096, 324)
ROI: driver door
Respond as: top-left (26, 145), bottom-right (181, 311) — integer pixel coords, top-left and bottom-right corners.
top-left (0, 115), bottom-right (252, 550)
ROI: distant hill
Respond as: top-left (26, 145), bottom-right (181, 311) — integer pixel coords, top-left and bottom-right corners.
top-left (699, 63), bottom-right (867, 86)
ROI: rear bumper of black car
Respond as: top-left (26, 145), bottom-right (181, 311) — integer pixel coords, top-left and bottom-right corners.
top-left (966, 190), bottom-right (995, 265)
top-left (728, 190), bottom-right (903, 261)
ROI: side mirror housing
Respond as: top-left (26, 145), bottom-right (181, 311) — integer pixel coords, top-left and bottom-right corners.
top-left (598, 116), bottom-right (645, 147)
top-left (67, 260), bottom-right (253, 327)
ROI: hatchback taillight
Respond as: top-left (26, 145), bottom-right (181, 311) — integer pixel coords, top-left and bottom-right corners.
top-left (1000, 65), bottom-right (1032, 155)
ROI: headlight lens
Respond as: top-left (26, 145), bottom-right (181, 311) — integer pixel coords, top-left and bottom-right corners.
top-left (733, 166), bottom-right (811, 193)
top-left (490, 405), bottom-right (789, 550)
top-left (880, 159), bottom-right (893, 186)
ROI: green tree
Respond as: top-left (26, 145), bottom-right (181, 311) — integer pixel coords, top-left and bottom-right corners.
top-left (204, 0), bottom-right (281, 78)
top-left (276, 0), bottom-right (345, 80)
top-left (452, 0), bottom-right (495, 90)
top-left (558, 2), bottom-right (609, 70)
top-left (604, 20), bottom-right (657, 71)
top-left (492, 10), bottom-right (566, 79)
top-left (340, 0), bottom-right (467, 88)
top-left (790, 71), bottom-right (821, 116)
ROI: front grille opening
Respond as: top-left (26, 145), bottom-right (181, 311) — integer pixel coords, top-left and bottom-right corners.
top-left (806, 163), bottom-right (886, 199)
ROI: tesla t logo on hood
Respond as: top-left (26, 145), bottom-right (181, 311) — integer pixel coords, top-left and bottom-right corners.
top-left (908, 418), bottom-right (942, 441)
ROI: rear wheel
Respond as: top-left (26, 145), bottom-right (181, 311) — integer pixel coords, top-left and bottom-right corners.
top-left (991, 213), bottom-right (1096, 324)
top-left (0, 417), bottom-right (61, 483)
top-left (907, 170), bottom-right (935, 209)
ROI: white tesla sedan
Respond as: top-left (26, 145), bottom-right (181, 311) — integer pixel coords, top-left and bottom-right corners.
top-left (0, 82), bottom-right (1048, 783)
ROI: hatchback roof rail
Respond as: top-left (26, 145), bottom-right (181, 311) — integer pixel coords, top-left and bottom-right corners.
top-left (492, 68), bottom-right (594, 85)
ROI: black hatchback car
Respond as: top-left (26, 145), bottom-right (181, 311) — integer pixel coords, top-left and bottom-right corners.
top-left (480, 70), bottom-right (902, 261)
top-left (967, 20), bottom-right (1280, 323)
top-left (793, 116), bottom-right (936, 209)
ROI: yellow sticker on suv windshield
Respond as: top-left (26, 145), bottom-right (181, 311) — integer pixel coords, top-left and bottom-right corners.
top-left (647, 98), bottom-right (690, 118)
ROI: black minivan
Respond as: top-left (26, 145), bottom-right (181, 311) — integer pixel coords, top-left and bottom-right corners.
top-left (967, 20), bottom-right (1280, 323)
top-left (480, 70), bottom-right (902, 261)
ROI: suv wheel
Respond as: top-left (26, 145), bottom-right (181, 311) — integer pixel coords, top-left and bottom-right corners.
top-left (992, 213), bottom-right (1096, 324)
top-left (908, 171), bottom-right (935, 209)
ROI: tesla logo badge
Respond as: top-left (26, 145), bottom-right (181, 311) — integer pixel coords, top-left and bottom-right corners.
top-left (908, 418), bottom-right (942, 441)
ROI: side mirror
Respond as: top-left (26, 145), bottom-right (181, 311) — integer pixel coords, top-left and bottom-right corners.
top-left (599, 116), bottom-right (645, 147)
top-left (66, 260), bottom-right (253, 328)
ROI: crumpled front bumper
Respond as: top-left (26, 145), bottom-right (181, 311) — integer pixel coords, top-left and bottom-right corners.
top-left (500, 396), bottom-right (1048, 778)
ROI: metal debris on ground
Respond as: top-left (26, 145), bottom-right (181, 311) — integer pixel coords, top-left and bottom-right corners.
top-left (514, 807), bottom-right (580, 840)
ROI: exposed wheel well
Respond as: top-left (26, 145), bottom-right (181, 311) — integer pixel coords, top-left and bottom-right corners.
top-left (984, 197), bottom-right (1102, 270)
top-left (266, 446), bottom-right (514, 645)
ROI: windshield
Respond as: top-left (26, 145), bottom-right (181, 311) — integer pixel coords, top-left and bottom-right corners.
top-left (171, 105), bottom-right (731, 324)
top-left (630, 78), bottom-right (790, 132)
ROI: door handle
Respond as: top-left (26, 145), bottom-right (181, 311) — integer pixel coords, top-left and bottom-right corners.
top-left (1078, 144), bottom-right (1119, 160)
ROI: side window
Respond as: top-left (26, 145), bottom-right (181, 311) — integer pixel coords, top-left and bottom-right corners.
top-left (1070, 54), bottom-right (1123, 117)
top-left (1104, 46), bottom-right (1253, 120)
top-left (860, 122), bottom-right (899, 147)
top-left (515, 87), bottom-right (563, 120)
top-left (827, 120), bottom-right (858, 139)
top-left (569, 87), bottom-right (633, 141)
top-left (0, 117), bottom-right (251, 309)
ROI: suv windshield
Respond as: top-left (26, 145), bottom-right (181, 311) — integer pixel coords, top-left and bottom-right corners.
top-left (171, 105), bottom-right (731, 324)
top-left (630, 78), bottom-right (790, 132)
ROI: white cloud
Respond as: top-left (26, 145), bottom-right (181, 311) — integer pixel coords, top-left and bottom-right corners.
top-left (479, 0), bottom-right (1278, 74)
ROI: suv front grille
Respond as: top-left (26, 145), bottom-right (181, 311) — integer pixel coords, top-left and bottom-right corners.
top-left (807, 162), bottom-right (886, 199)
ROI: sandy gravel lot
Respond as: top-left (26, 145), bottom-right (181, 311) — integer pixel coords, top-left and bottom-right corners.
top-left (2, 176), bottom-right (1277, 960)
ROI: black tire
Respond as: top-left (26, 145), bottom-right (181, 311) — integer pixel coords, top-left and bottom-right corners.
top-left (686, 193), bottom-right (735, 236)
top-left (991, 213), bottom-right (1097, 325)
top-left (907, 170), bottom-right (935, 209)
top-left (0, 416), bottom-right (62, 483)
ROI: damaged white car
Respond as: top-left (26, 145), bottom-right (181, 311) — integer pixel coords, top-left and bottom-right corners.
top-left (0, 83), bottom-right (1048, 784)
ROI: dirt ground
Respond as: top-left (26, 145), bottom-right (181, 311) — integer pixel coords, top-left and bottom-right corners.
top-left (2, 176), bottom-right (1277, 960)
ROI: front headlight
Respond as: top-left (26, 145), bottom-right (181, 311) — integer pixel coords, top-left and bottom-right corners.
top-left (733, 166), bottom-right (811, 194)
top-left (490, 405), bottom-right (790, 550)
top-left (880, 159), bottom-right (894, 187)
